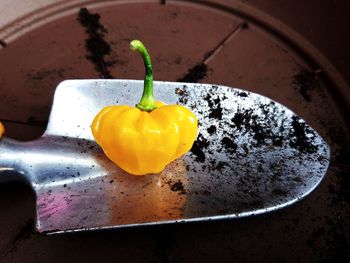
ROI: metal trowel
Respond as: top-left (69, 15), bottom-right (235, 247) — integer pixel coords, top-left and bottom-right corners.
top-left (0, 79), bottom-right (330, 234)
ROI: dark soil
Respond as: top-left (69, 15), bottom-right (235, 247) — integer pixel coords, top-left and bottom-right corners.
top-left (0, 39), bottom-right (8, 48)
top-left (208, 103), bottom-right (223, 120)
top-left (207, 125), bottom-right (217, 135)
top-left (221, 137), bottom-right (237, 154)
top-left (177, 63), bottom-right (208, 83)
top-left (181, 85), bottom-right (320, 170)
top-left (175, 87), bottom-right (189, 104)
top-left (293, 69), bottom-right (320, 102)
top-left (231, 110), bottom-right (250, 131)
top-left (290, 116), bottom-right (317, 154)
top-left (170, 180), bottom-right (186, 195)
top-left (204, 91), bottom-right (224, 120)
top-left (78, 7), bottom-right (114, 78)
top-left (231, 107), bottom-right (279, 147)
top-left (190, 134), bottom-right (209, 163)
top-left (176, 84), bottom-right (324, 215)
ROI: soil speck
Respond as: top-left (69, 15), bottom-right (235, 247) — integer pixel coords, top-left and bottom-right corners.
top-left (78, 7), bottom-right (114, 78)
top-left (207, 125), bottom-right (217, 135)
top-left (177, 63), bottom-right (207, 83)
top-left (170, 180), bottom-right (186, 195)
top-left (293, 69), bottom-right (320, 102)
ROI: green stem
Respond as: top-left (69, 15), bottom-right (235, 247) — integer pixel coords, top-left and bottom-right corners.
top-left (130, 40), bottom-right (156, 111)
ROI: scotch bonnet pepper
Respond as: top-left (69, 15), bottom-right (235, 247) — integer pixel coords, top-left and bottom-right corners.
top-left (0, 121), bottom-right (4, 139)
top-left (91, 40), bottom-right (198, 176)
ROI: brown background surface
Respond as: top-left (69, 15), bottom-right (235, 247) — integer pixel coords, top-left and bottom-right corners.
top-left (0, 0), bottom-right (349, 262)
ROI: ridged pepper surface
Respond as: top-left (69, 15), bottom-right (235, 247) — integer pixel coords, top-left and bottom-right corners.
top-left (91, 40), bottom-right (198, 175)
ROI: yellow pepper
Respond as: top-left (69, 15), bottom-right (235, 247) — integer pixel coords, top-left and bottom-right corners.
top-left (91, 40), bottom-right (198, 176)
top-left (0, 121), bottom-right (4, 139)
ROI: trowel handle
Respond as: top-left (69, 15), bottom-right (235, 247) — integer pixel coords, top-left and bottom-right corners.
top-left (0, 137), bottom-right (28, 184)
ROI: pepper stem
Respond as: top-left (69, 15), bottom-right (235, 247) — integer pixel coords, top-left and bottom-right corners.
top-left (130, 40), bottom-right (156, 111)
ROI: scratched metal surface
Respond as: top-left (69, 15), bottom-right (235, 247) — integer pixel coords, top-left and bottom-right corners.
top-left (0, 80), bottom-right (330, 233)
